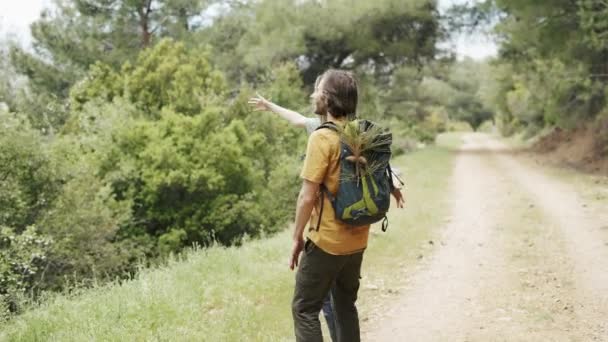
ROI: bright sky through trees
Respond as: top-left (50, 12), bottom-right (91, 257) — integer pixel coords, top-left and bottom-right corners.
top-left (0, 0), bottom-right (53, 45)
top-left (438, 0), bottom-right (498, 60)
top-left (0, 0), bottom-right (497, 59)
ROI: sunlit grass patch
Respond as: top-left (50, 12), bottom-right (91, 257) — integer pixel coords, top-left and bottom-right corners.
top-left (435, 132), bottom-right (467, 150)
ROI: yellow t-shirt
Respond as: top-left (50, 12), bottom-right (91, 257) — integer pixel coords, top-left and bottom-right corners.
top-left (300, 121), bottom-right (370, 255)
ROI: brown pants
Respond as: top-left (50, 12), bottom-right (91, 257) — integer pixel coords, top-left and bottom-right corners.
top-left (292, 240), bottom-right (364, 342)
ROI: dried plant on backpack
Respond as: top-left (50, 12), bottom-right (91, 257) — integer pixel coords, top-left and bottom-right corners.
top-left (338, 120), bottom-right (391, 183)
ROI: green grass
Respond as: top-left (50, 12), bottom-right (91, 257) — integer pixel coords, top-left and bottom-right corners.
top-left (0, 145), bottom-right (457, 342)
top-left (517, 156), bottom-right (608, 208)
top-left (435, 132), bottom-right (467, 150)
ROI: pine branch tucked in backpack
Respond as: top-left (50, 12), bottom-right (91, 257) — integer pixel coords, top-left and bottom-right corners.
top-left (316, 119), bottom-right (394, 232)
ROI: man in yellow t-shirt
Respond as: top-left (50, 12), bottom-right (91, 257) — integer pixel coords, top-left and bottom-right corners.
top-left (289, 69), bottom-right (367, 342)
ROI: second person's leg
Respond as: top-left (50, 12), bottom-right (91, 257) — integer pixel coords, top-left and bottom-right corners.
top-left (322, 291), bottom-right (338, 342)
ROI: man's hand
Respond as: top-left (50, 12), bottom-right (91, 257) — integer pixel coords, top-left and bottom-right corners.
top-left (247, 92), bottom-right (308, 127)
top-left (391, 188), bottom-right (405, 209)
top-left (248, 93), bottom-right (271, 112)
top-left (289, 237), bottom-right (305, 270)
top-left (291, 180), bottom-right (319, 270)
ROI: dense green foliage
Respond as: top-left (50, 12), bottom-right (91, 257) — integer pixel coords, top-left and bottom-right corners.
top-left (463, 1), bottom-right (608, 137)
top-left (70, 39), bottom-right (225, 115)
top-left (0, 39), bottom-right (308, 315)
top-left (196, 0), bottom-right (441, 84)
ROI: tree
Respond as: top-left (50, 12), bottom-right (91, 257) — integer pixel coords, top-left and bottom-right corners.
top-left (0, 111), bottom-right (62, 231)
top-left (459, 1), bottom-right (608, 132)
top-left (71, 50), bottom-right (306, 252)
top-left (9, 0), bottom-right (214, 129)
top-left (204, 0), bottom-right (442, 85)
top-left (0, 226), bottom-right (51, 315)
top-left (70, 39), bottom-right (225, 116)
top-left (0, 41), bottom-right (19, 111)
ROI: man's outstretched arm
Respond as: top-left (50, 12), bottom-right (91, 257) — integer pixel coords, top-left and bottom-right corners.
top-left (289, 179), bottom-right (320, 270)
top-left (248, 93), bottom-right (307, 127)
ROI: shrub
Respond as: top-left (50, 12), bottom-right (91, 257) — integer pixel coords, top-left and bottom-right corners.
top-left (476, 120), bottom-right (494, 133)
top-left (70, 39), bottom-right (226, 116)
top-left (451, 121), bottom-right (474, 132)
top-left (0, 226), bottom-right (51, 316)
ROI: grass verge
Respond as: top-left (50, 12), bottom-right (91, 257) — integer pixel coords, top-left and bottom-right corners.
top-left (0, 142), bottom-right (458, 342)
top-left (435, 131), bottom-right (466, 150)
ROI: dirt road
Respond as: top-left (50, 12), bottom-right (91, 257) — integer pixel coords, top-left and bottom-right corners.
top-left (364, 133), bottom-right (608, 341)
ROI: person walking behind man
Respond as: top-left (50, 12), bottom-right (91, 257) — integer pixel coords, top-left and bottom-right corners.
top-left (288, 69), bottom-right (370, 342)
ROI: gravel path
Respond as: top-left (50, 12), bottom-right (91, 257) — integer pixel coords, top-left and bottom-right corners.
top-left (363, 133), bottom-right (608, 341)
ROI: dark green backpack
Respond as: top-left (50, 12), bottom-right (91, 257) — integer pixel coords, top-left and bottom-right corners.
top-left (315, 119), bottom-right (394, 231)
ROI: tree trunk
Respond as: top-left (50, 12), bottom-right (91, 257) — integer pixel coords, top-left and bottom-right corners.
top-left (179, 7), bottom-right (189, 31)
top-left (138, 0), bottom-right (153, 47)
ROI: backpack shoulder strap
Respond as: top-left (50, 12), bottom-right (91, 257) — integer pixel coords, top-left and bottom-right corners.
top-left (313, 121), bottom-right (338, 231)
top-left (315, 121), bottom-right (339, 132)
